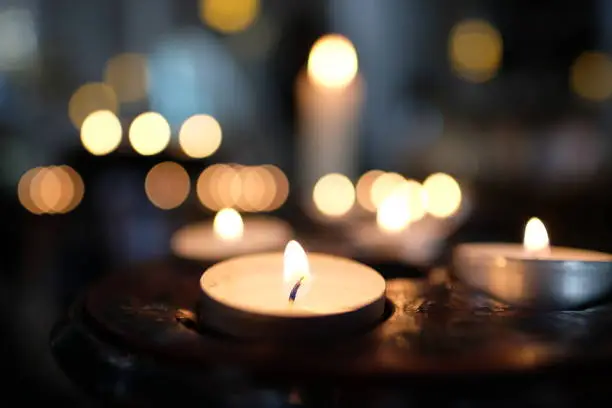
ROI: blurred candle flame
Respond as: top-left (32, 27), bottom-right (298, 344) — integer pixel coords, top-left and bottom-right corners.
top-left (307, 34), bottom-right (358, 89)
top-left (376, 187), bottom-right (411, 233)
top-left (356, 170), bottom-right (385, 212)
top-left (523, 217), bottom-right (550, 254)
top-left (213, 208), bottom-right (244, 241)
top-left (370, 172), bottom-right (405, 211)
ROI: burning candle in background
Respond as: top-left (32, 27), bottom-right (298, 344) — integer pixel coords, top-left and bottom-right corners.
top-left (296, 34), bottom-right (364, 214)
top-left (198, 240), bottom-right (386, 339)
top-left (171, 208), bottom-right (293, 262)
top-left (348, 173), bottom-right (464, 266)
top-left (453, 217), bottom-right (612, 309)
top-left (349, 181), bottom-right (433, 265)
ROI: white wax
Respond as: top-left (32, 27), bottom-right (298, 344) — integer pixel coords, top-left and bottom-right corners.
top-left (170, 216), bottom-right (292, 261)
top-left (455, 243), bottom-right (612, 262)
top-left (295, 70), bottom-right (364, 208)
top-left (200, 252), bottom-right (385, 317)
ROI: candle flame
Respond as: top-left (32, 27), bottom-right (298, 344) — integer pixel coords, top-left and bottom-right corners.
top-left (376, 186), bottom-right (411, 233)
top-left (307, 34), bottom-right (358, 89)
top-left (213, 208), bottom-right (244, 241)
top-left (283, 240), bottom-right (310, 283)
top-left (523, 217), bottom-right (549, 253)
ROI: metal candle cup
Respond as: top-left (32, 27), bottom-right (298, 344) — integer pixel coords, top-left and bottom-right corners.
top-left (171, 210), bottom-right (293, 262)
top-left (198, 241), bottom-right (386, 339)
top-left (453, 218), bottom-right (612, 309)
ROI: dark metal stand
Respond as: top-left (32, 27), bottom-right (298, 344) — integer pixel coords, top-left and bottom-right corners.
top-left (51, 259), bottom-right (612, 407)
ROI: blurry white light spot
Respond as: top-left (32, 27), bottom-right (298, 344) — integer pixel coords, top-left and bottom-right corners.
top-left (313, 173), bottom-right (355, 217)
top-left (179, 114), bottom-right (222, 158)
top-left (213, 208), bottom-right (244, 240)
top-left (129, 112), bottom-right (171, 156)
top-left (307, 34), bottom-right (358, 89)
top-left (80, 110), bottom-right (122, 156)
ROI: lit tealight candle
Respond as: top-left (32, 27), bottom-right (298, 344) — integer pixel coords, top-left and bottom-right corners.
top-left (453, 217), bottom-right (612, 309)
top-left (171, 209), bottom-right (293, 262)
top-left (348, 183), bottom-right (447, 265)
top-left (198, 240), bottom-right (386, 339)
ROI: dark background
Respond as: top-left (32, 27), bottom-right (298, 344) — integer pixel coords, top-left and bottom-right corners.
top-left (2, 0), bottom-right (612, 404)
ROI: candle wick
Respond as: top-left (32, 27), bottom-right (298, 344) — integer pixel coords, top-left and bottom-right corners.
top-left (288, 276), bottom-right (305, 303)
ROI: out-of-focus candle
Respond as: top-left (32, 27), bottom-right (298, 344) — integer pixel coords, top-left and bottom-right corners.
top-left (198, 240), bottom-right (386, 339)
top-left (171, 208), bottom-right (292, 262)
top-left (296, 34), bottom-right (364, 212)
top-left (349, 182), bottom-right (445, 265)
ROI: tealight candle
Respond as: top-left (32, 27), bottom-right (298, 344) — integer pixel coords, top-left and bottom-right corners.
top-left (171, 208), bottom-right (293, 262)
top-left (453, 217), bottom-right (612, 309)
top-left (198, 240), bottom-right (386, 339)
top-left (348, 185), bottom-right (449, 266)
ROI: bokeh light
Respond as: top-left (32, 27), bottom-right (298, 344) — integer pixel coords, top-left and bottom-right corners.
top-left (313, 173), bottom-right (355, 217)
top-left (18, 167), bottom-right (43, 214)
top-left (307, 34), bottom-right (358, 89)
top-left (199, 0), bottom-right (260, 34)
top-left (422, 173), bottom-right (462, 218)
top-left (61, 165), bottom-right (85, 213)
top-left (449, 19), bottom-right (502, 83)
top-left (376, 187), bottom-right (412, 233)
top-left (145, 162), bottom-right (190, 210)
top-left (80, 110), bottom-right (122, 156)
top-left (18, 166), bottom-right (84, 214)
top-left (68, 83), bottom-right (118, 129)
top-left (213, 208), bottom-right (244, 241)
top-left (403, 179), bottom-right (427, 222)
top-left (197, 164), bottom-right (288, 212)
top-left (236, 166), bottom-right (263, 212)
top-left (31, 167), bottom-right (62, 214)
top-left (104, 53), bottom-right (148, 103)
top-left (370, 172), bottom-right (406, 210)
top-left (129, 112), bottom-right (171, 156)
top-left (570, 51), bottom-right (612, 101)
top-left (356, 170), bottom-right (385, 212)
top-left (216, 164), bottom-right (241, 208)
top-left (248, 166), bottom-right (276, 212)
top-left (179, 114), bottom-right (222, 158)
top-left (145, 162), bottom-right (191, 210)
top-left (197, 164), bottom-right (226, 211)
top-left (263, 165), bottom-right (289, 211)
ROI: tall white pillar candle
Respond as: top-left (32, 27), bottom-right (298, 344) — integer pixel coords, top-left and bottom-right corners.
top-left (296, 34), bottom-right (364, 214)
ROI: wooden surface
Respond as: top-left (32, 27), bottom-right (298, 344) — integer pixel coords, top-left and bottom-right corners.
top-left (50, 258), bottom-right (612, 405)
top-left (74, 259), bottom-right (612, 384)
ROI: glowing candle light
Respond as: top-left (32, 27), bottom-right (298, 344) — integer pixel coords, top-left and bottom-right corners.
top-left (198, 240), bottom-right (386, 339)
top-left (296, 34), bottom-right (363, 211)
top-left (171, 208), bottom-right (292, 262)
top-left (454, 218), bottom-right (612, 309)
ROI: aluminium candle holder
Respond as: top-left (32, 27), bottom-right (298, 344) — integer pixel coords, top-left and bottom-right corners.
top-left (51, 259), bottom-right (612, 406)
top-left (453, 243), bottom-right (612, 310)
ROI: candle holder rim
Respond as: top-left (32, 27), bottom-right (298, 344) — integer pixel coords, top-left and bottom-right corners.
top-left (454, 242), bottom-right (612, 260)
